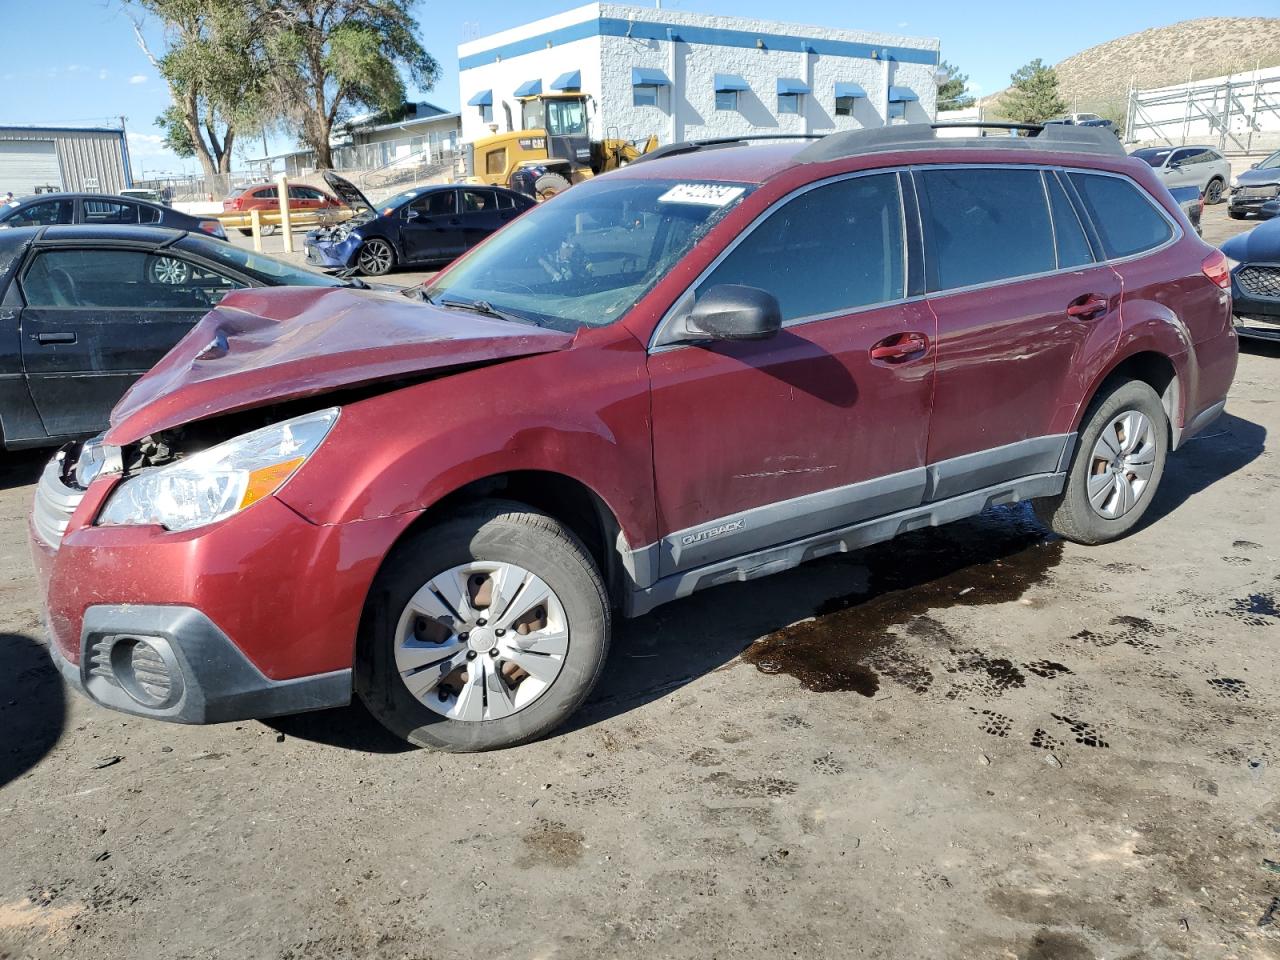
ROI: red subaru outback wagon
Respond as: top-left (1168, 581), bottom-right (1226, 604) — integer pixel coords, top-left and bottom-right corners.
top-left (32, 124), bottom-right (1237, 751)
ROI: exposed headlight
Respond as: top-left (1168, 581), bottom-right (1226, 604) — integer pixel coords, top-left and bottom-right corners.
top-left (74, 435), bottom-right (123, 488)
top-left (1231, 175), bottom-right (1239, 189)
top-left (97, 408), bottom-right (339, 531)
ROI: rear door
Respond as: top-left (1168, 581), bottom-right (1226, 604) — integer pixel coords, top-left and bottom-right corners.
top-left (401, 190), bottom-right (465, 263)
top-left (460, 189), bottom-right (505, 248)
top-left (917, 165), bottom-right (1122, 493)
top-left (647, 171), bottom-right (936, 575)
top-left (18, 245), bottom-right (247, 436)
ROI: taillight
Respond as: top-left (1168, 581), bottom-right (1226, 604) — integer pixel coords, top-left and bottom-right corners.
top-left (1202, 250), bottom-right (1231, 290)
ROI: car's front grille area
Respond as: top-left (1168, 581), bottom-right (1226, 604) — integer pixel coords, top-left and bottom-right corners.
top-left (1237, 265), bottom-right (1280, 300)
top-left (32, 456), bottom-right (85, 548)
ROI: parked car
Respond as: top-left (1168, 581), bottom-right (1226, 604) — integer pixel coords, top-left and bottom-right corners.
top-left (1130, 146), bottom-right (1232, 204)
top-left (0, 225), bottom-right (349, 448)
top-left (1228, 149), bottom-right (1280, 219)
top-left (119, 188), bottom-right (165, 205)
top-left (0, 193), bottom-right (226, 239)
top-left (1220, 217), bottom-right (1280, 342)
top-left (1169, 184), bottom-right (1204, 236)
top-left (1045, 114), bottom-right (1113, 130)
top-left (33, 124), bottom-right (1237, 752)
top-left (223, 182), bottom-right (346, 236)
top-left (304, 173), bottom-right (536, 276)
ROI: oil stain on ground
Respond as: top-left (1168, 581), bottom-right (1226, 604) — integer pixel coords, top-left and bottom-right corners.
top-left (741, 504), bottom-right (1063, 696)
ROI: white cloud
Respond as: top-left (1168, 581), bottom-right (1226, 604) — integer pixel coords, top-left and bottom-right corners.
top-left (129, 74), bottom-right (148, 85)
top-left (98, 69), bottom-right (109, 81)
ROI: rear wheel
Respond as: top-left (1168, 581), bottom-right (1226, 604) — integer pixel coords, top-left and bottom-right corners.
top-left (356, 501), bottom-right (611, 752)
top-left (1229, 209), bottom-right (1247, 220)
top-left (1205, 177), bottom-right (1225, 204)
top-left (356, 238), bottom-right (396, 276)
top-left (535, 172), bottom-right (572, 201)
top-left (1035, 380), bottom-right (1169, 545)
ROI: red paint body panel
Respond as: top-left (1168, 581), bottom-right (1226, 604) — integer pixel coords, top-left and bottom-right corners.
top-left (40, 488), bottom-right (413, 678)
top-left (647, 301), bottom-right (936, 539)
top-left (925, 264), bottom-right (1124, 462)
top-left (106, 287), bottom-right (572, 445)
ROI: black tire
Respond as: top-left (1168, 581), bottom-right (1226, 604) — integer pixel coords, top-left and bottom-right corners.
top-left (1034, 380), bottom-right (1169, 545)
top-left (1229, 209), bottom-right (1247, 220)
top-left (356, 238), bottom-right (396, 276)
top-left (1205, 177), bottom-right (1225, 204)
top-left (356, 501), bottom-right (611, 752)
top-left (534, 172), bottom-right (572, 200)
top-left (238, 228), bottom-right (253, 236)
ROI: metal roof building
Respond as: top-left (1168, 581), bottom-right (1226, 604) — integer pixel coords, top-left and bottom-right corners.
top-left (0, 125), bottom-right (132, 196)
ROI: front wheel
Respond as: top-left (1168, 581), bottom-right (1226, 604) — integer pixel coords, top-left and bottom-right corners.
top-left (1035, 380), bottom-right (1169, 545)
top-left (356, 501), bottom-right (611, 752)
top-left (356, 238), bottom-right (396, 276)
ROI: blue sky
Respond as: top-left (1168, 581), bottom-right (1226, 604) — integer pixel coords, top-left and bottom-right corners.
top-left (2, 0), bottom-right (1275, 175)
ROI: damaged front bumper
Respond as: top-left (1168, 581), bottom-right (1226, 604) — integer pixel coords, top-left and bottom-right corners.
top-left (304, 229), bottom-right (361, 270)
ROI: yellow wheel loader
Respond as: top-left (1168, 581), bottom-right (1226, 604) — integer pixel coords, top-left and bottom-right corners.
top-left (463, 93), bottom-right (658, 200)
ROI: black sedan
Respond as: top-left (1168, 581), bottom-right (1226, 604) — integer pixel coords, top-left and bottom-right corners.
top-left (304, 172), bottom-right (535, 276)
top-left (0, 192), bottom-right (228, 239)
top-left (1220, 217), bottom-right (1280, 343)
top-left (0, 225), bottom-right (348, 447)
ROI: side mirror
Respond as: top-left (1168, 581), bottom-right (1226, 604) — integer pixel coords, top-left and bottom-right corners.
top-left (686, 284), bottom-right (782, 341)
top-left (405, 210), bottom-right (421, 221)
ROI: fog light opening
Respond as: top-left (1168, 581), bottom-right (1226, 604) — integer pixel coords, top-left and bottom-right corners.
top-left (109, 637), bottom-right (181, 708)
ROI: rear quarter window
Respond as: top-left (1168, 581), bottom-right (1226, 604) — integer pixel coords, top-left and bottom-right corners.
top-left (1068, 173), bottom-right (1173, 260)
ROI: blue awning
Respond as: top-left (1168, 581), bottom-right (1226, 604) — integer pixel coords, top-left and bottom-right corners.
top-left (466, 89), bottom-right (492, 107)
top-left (777, 78), bottom-right (811, 96)
top-left (888, 85), bottom-right (919, 103)
top-left (514, 79), bottom-right (543, 98)
top-left (551, 70), bottom-right (581, 91)
top-left (631, 67), bottom-right (670, 87)
top-left (835, 82), bottom-right (867, 99)
top-left (715, 73), bottom-right (750, 92)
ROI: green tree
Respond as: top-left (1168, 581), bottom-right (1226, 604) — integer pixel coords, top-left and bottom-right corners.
top-left (260, 0), bottom-right (440, 169)
top-left (936, 61), bottom-right (975, 111)
top-left (130, 0), bottom-right (268, 176)
top-left (1000, 59), bottom-right (1066, 123)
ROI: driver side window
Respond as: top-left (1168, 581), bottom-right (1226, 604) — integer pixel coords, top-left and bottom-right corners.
top-left (5, 199), bottom-right (73, 227)
top-left (697, 173), bottom-right (906, 323)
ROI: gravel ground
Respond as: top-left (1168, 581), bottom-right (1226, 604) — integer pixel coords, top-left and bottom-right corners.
top-left (2, 205), bottom-right (1278, 960)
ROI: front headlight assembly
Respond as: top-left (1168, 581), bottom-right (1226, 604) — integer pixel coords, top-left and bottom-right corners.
top-left (97, 408), bottom-right (339, 532)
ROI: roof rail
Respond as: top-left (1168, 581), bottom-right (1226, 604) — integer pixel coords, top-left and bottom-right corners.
top-left (795, 122), bottom-right (1127, 163)
top-left (628, 133), bottom-right (823, 166)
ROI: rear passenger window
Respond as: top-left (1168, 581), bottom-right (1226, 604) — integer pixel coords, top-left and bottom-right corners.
top-left (918, 167), bottom-right (1055, 290)
top-left (1046, 174), bottom-right (1093, 269)
top-left (137, 205), bottom-right (161, 224)
top-left (1067, 173), bottom-right (1173, 259)
top-left (700, 173), bottom-right (904, 322)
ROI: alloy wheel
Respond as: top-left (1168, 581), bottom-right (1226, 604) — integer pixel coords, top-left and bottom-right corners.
top-left (1206, 179), bottom-right (1223, 203)
top-left (393, 561), bottom-right (569, 722)
top-left (358, 240), bottom-right (393, 275)
top-left (1087, 410), bottom-right (1156, 520)
top-left (150, 256), bottom-right (190, 285)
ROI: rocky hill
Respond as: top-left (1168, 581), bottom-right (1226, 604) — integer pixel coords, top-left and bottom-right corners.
top-left (985, 17), bottom-right (1280, 117)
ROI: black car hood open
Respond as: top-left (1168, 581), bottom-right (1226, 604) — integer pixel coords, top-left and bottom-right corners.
top-left (322, 171), bottom-right (376, 216)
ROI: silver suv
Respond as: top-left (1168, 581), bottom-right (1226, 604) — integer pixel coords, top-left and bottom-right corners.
top-left (1130, 145), bottom-right (1232, 204)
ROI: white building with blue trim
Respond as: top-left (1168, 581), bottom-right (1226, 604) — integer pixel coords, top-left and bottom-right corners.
top-left (458, 4), bottom-right (942, 148)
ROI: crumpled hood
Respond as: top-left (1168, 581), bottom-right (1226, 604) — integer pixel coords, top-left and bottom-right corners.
top-left (106, 286), bottom-right (572, 445)
top-left (1235, 165), bottom-right (1280, 188)
top-left (1221, 216), bottom-right (1280, 262)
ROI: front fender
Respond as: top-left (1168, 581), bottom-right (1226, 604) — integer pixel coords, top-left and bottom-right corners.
top-left (275, 326), bottom-right (657, 549)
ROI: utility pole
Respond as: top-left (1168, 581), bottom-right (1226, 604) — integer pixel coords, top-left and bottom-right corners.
top-left (118, 114), bottom-right (135, 188)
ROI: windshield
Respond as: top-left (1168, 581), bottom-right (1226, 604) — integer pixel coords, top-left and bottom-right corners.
top-left (1132, 149), bottom-right (1173, 168)
top-left (424, 177), bottom-right (754, 332)
top-left (546, 99), bottom-right (588, 137)
top-left (175, 234), bottom-right (343, 286)
top-left (1258, 150), bottom-right (1280, 171)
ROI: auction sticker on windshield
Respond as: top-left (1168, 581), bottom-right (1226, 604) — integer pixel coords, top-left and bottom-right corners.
top-left (657, 183), bottom-right (746, 207)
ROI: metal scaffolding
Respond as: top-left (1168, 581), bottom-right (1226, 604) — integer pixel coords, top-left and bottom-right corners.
top-left (1126, 67), bottom-right (1280, 153)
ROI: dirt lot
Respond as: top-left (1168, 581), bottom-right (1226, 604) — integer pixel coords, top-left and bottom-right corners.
top-left (2, 205), bottom-right (1279, 960)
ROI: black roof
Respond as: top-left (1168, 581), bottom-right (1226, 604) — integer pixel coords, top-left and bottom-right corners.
top-left (31, 224), bottom-right (187, 244)
top-left (10, 191), bottom-right (171, 210)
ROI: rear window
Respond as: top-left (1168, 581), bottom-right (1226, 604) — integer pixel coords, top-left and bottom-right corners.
top-left (1068, 173), bottom-right (1173, 259)
top-left (918, 167), bottom-right (1056, 291)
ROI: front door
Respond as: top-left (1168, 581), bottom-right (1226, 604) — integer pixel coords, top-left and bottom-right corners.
top-left (18, 246), bottom-right (246, 437)
top-left (401, 190), bottom-right (466, 263)
top-left (647, 172), bottom-right (936, 576)
top-left (916, 166), bottom-right (1122, 489)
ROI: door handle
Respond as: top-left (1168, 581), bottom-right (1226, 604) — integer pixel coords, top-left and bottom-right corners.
top-left (870, 332), bottom-right (929, 362)
top-left (1066, 295), bottom-right (1110, 320)
top-left (33, 332), bottom-right (76, 344)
